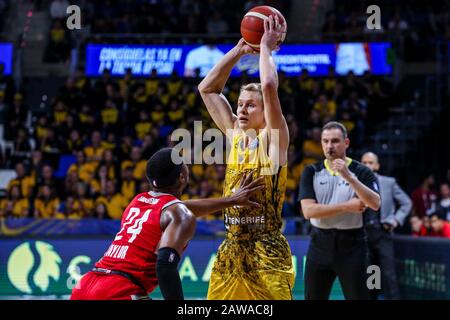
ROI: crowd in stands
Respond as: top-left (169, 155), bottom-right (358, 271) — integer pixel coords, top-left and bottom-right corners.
top-left (0, 60), bottom-right (394, 225)
top-left (1, 62), bottom-right (449, 237)
top-left (43, 0), bottom-right (292, 63)
top-left (408, 174), bottom-right (450, 238)
top-left (321, 0), bottom-right (450, 61)
top-left (0, 68), bottom-right (440, 238)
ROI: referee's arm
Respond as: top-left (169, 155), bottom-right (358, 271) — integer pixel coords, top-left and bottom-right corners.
top-left (341, 164), bottom-right (381, 211)
top-left (298, 165), bottom-right (366, 219)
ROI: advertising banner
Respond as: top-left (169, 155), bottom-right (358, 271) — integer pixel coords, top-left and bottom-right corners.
top-left (86, 42), bottom-right (392, 78)
top-left (0, 237), bottom-right (346, 299)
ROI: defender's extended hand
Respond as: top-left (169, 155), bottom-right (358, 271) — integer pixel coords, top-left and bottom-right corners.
top-left (231, 171), bottom-right (265, 208)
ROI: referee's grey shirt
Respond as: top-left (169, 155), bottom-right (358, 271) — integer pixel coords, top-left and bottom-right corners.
top-left (298, 158), bottom-right (380, 230)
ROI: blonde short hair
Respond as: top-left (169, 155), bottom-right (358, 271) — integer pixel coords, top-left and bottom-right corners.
top-left (240, 83), bottom-right (262, 98)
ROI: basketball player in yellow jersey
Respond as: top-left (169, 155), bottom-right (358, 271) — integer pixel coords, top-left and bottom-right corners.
top-left (198, 15), bottom-right (294, 300)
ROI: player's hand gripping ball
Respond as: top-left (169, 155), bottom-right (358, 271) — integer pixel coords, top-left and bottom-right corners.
top-left (240, 5), bottom-right (287, 51)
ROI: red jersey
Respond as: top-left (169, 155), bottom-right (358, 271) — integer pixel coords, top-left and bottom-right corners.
top-left (95, 191), bottom-right (182, 294)
top-left (431, 222), bottom-right (450, 239)
top-left (411, 188), bottom-right (438, 218)
top-left (412, 225), bottom-right (428, 237)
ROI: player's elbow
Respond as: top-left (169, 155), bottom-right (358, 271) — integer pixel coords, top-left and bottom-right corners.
top-left (262, 80), bottom-right (277, 93)
top-left (198, 82), bottom-right (207, 93)
top-left (370, 195), bottom-right (381, 211)
top-left (301, 206), bottom-right (312, 220)
top-left (198, 81), bottom-right (217, 95)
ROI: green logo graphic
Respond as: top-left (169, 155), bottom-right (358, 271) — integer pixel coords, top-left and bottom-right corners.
top-left (7, 241), bottom-right (62, 294)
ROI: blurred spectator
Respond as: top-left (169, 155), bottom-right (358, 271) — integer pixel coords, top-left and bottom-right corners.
top-left (55, 195), bottom-right (83, 219)
top-left (437, 183), bottom-right (450, 222)
top-left (5, 93), bottom-right (28, 141)
top-left (44, 19), bottom-right (71, 63)
top-left (66, 129), bottom-right (83, 153)
top-left (50, 0), bottom-right (69, 20)
top-left (36, 164), bottom-right (62, 197)
top-left (29, 150), bottom-right (44, 186)
top-left (0, 185), bottom-right (29, 218)
top-left (7, 162), bottom-right (34, 198)
top-left (388, 13), bottom-right (409, 35)
top-left (313, 94), bottom-right (337, 120)
top-left (135, 111), bottom-right (152, 140)
top-left (10, 128), bottom-right (32, 165)
top-left (94, 180), bottom-right (127, 219)
top-left (429, 212), bottom-right (450, 238)
top-left (94, 202), bottom-right (107, 219)
top-left (75, 182), bottom-right (94, 218)
top-left (90, 164), bottom-right (109, 197)
top-left (67, 150), bottom-right (94, 183)
top-left (301, 127), bottom-right (323, 165)
top-left (34, 185), bottom-right (60, 218)
top-left (411, 175), bottom-right (438, 218)
top-left (39, 127), bottom-right (63, 166)
top-left (120, 165), bottom-right (137, 202)
top-left (121, 146), bottom-right (146, 181)
top-left (84, 130), bottom-right (105, 163)
top-left (410, 216), bottom-right (428, 237)
top-left (64, 170), bottom-right (80, 197)
top-left (101, 99), bottom-right (120, 132)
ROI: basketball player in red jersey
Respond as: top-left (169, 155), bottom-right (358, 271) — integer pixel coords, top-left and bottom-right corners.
top-left (71, 148), bottom-right (263, 300)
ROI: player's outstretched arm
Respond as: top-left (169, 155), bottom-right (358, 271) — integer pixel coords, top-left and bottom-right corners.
top-left (183, 172), bottom-right (265, 217)
top-left (157, 204), bottom-right (196, 300)
top-left (198, 39), bottom-right (256, 133)
top-left (260, 15), bottom-right (289, 166)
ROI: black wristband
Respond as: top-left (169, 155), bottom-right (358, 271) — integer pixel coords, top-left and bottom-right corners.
top-left (156, 247), bottom-right (184, 300)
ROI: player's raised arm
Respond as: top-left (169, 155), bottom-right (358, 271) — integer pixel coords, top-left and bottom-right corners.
top-left (198, 39), bottom-right (256, 133)
top-left (259, 15), bottom-right (289, 165)
top-left (157, 203), bottom-right (196, 300)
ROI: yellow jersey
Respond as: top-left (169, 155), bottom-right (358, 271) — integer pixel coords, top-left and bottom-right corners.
top-left (207, 131), bottom-right (295, 300)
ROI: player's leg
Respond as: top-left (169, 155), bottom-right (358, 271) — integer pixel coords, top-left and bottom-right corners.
top-left (207, 270), bottom-right (252, 300)
top-left (260, 271), bottom-right (295, 300)
top-left (71, 272), bottom-right (147, 300)
top-left (70, 272), bottom-right (97, 300)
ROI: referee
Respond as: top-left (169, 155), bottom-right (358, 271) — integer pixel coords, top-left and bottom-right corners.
top-left (298, 122), bottom-right (381, 300)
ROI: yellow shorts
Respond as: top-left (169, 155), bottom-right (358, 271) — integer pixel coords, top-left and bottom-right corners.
top-left (207, 269), bottom-right (295, 300)
top-left (206, 234), bottom-right (295, 300)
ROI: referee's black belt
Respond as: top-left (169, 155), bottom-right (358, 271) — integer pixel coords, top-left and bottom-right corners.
top-left (91, 267), bottom-right (147, 293)
top-left (312, 226), bottom-right (365, 235)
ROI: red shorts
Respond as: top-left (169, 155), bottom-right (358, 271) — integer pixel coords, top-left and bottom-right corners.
top-left (70, 272), bottom-right (149, 300)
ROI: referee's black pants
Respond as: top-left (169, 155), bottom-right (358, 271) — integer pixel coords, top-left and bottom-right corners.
top-left (305, 226), bottom-right (369, 300)
top-left (366, 226), bottom-right (399, 300)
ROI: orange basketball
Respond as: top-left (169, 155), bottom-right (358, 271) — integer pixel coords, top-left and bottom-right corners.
top-left (240, 6), bottom-right (287, 51)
